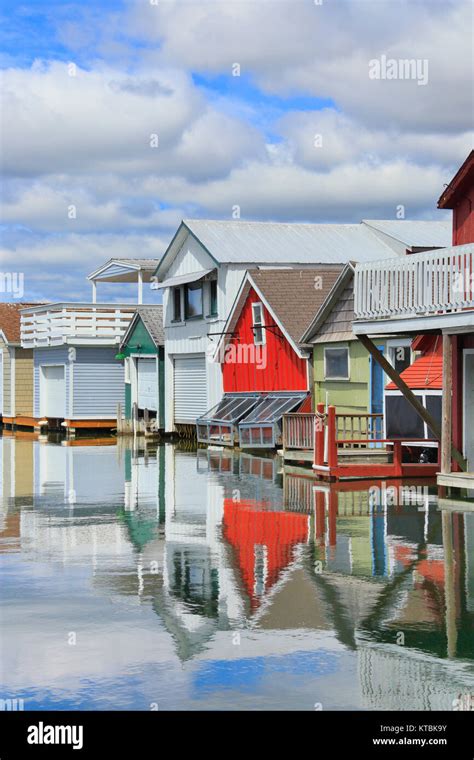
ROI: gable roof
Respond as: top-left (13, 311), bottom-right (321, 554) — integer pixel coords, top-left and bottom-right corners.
top-left (216, 266), bottom-right (344, 360)
top-left (120, 306), bottom-right (164, 349)
top-left (0, 302), bottom-right (46, 345)
top-left (154, 218), bottom-right (450, 279)
top-left (386, 337), bottom-right (443, 390)
top-left (301, 263), bottom-right (356, 344)
top-left (361, 219), bottom-right (451, 249)
top-left (438, 151), bottom-right (474, 209)
top-left (88, 258), bottom-right (159, 283)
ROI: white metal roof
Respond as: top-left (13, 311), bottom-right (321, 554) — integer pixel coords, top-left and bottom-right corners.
top-left (155, 218), bottom-right (452, 278)
top-left (361, 219), bottom-right (451, 248)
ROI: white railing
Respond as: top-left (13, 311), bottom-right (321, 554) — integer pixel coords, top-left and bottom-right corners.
top-left (20, 303), bottom-right (138, 348)
top-left (354, 243), bottom-right (474, 320)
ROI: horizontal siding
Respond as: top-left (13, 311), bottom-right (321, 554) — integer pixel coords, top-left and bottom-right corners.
top-left (72, 347), bottom-right (124, 418)
top-left (34, 347), bottom-right (70, 418)
top-left (0, 337), bottom-right (11, 416)
top-left (15, 349), bottom-right (34, 416)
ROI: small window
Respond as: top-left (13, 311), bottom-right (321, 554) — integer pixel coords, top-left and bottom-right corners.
top-left (252, 302), bottom-right (265, 345)
top-left (209, 280), bottom-right (218, 317)
top-left (324, 346), bottom-right (349, 379)
top-left (173, 287), bottom-right (182, 322)
top-left (185, 282), bottom-right (203, 319)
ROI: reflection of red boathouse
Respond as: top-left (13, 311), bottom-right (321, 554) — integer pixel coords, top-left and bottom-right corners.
top-left (223, 498), bottom-right (309, 610)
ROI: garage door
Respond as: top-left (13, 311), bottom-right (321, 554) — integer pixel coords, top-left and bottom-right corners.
top-left (40, 365), bottom-right (66, 418)
top-left (174, 356), bottom-right (207, 424)
top-left (137, 358), bottom-right (158, 412)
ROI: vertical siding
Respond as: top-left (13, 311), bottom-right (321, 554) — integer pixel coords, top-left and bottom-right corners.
top-left (0, 337), bottom-right (11, 415)
top-left (222, 286), bottom-right (308, 393)
top-left (14, 348), bottom-right (34, 417)
top-left (72, 347), bottom-right (124, 418)
top-left (34, 347), bottom-right (70, 418)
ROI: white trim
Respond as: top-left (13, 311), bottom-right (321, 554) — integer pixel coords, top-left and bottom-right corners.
top-left (10, 346), bottom-right (15, 417)
top-left (39, 363), bottom-right (67, 418)
top-left (354, 310), bottom-right (474, 336)
top-left (0, 348), bottom-right (3, 416)
top-left (251, 301), bottom-right (266, 346)
top-left (463, 349), bottom-right (474, 466)
top-left (323, 344), bottom-right (350, 381)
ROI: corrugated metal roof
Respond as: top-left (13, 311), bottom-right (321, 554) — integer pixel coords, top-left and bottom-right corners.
top-left (182, 220), bottom-right (403, 265)
top-left (362, 219), bottom-right (451, 248)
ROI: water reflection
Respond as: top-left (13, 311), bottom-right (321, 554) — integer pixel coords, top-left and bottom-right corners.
top-left (0, 434), bottom-right (473, 711)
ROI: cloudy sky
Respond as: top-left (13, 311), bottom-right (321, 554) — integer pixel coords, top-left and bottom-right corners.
top-left (1, 0), bottom-right (472, 302)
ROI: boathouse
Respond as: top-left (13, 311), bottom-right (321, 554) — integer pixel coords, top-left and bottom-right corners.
top-left (197, 267), bottom-right (344, 448)
top-left (353, 151), bottom-right (474, 489)
top-left (18, 258), bottom-right (159, 434)
top-left (0, 303), bottom-right (43, 429)
top-left (118, 306), bottom-right (165, 432)
top-left (153, 219), bottom-right (450, 435)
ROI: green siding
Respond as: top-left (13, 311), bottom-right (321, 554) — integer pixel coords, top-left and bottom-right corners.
top-left (121, 317), bottom-right (164, 426)
top-left (313, 339), bottom-right (389, 414)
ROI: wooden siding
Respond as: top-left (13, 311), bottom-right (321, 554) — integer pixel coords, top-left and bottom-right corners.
top-left (14, 348), bottom-right (33, 417)
top-left (312, 284), bottom-right (355, 343)
top-left (222, 286), bottom-right (308, 393)
top-left (453, 185), bottom-right (474, 245)
top-left (313, 339), bottom-right (374, 413)
top-left (0, 336), bottom-right (11, 415)
top-left (72, 347), bottom-right (125, 418)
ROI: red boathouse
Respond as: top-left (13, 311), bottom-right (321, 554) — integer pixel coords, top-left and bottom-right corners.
top-left (197, 267), bottom-right (343, 448)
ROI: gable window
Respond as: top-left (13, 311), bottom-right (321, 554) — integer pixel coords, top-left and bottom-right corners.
top-left (324, 346), bottom-right (349, 380)
top-left (173, 287), bottom-right (182, 322)
top-left (209, 280), bottom-right (218, 317)
top-left (252, 302), bottom-right (265, 345)
top-left (184, 282), bottom-right (203, 319)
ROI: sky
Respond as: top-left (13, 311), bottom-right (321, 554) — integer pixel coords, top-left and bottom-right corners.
top-left (0, 0), bottom-right (473, 302)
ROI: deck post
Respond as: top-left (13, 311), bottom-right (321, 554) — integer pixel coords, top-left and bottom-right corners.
top-left (357, 334), bottom-right (466, 471)
top-left (327, 406), bottom-right (337, 471)
top-left (441, 333), bottom-right (453, 475)
top-left (393, 441), bottom-right (403, 477)
top-left (314, 403), bottom-right (325, 467)
top-left (117, 403), bottom-right (122, 435)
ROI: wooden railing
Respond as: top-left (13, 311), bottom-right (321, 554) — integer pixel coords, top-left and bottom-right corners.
top-left (354, 243), bottom-right (474, 320)
top-left (20, 303), bottom-right (139, 347)
top-left (283, 413), bottom-right (315, 450)
top-left (283, 411), bottom-right (384, 451)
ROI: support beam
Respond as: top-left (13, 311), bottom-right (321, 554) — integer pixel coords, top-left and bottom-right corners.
top-left (441, 333), bottom-right (453, 474)
top-left (138, 271), bottom-right (143, 304)
top-left (92, 281), bottom-right (97, 303)
top-left (357, 334), bottom-right (466, 471)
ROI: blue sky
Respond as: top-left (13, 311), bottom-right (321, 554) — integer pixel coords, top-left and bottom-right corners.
top-left (1, 0), bottom-right (472, 302)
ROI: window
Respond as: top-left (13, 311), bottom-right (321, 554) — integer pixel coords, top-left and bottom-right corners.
top-left (252, 302), bottom-right (265, 345)
top-left (173, 287), bottom-right (182, 322)
top-left (184, 282), bottom-right (203, 319)
top-left (209, 280), bottom-right (218, 317)
top-left (324, 346), bottom-right (349, 379)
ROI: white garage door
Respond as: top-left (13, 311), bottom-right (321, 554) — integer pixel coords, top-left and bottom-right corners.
top-left (40, 365), bottom-right (66, 418)
top-left (137, 358), bottom-right (158, 412)
top-left (174, 356), bottom-right (207, 424)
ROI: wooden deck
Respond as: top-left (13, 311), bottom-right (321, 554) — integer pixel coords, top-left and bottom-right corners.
top-left (281, 448), bottom-right (391, 465)
top-left (437, 471), bottom-right (474, 490)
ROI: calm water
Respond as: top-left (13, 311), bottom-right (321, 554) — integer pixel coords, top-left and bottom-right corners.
top-left (0, 435), bottom-right (473, 711)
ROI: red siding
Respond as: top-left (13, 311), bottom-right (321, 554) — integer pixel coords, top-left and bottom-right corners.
top-left (453, 187), bottom-right (474, 245)
top-left (222, 287), bottom-right (308, 393)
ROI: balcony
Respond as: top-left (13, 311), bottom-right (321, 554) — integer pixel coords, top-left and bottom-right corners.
top-left (20, 303), bottom-right (137, 348)
top-left (353, 243), bottom-right (474, 334)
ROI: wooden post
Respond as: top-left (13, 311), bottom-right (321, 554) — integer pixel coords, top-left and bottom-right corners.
top-left (441, 333), bottom-right (453, 474)
top-left (132, 402), bottom-right (138, 437)
top-left (314, 403), bottom-right (325, 467)
top-left (393, 440), bottom-right (403, 477)
top-left (327, 405), bottom-right (337, 470)
top-left (117, 403), bottom-right (122, 435)
top-left (357, 333), bottom-right (466, 472)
